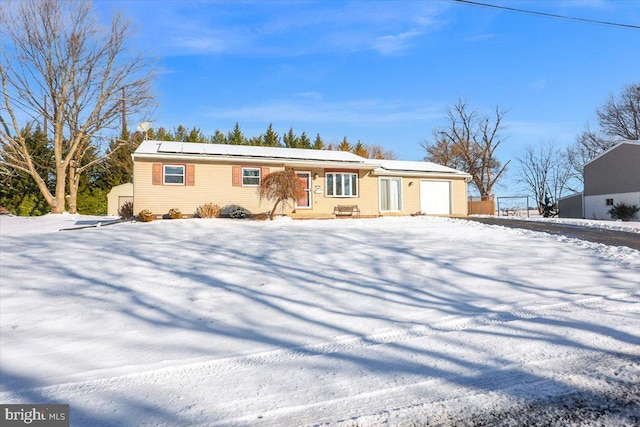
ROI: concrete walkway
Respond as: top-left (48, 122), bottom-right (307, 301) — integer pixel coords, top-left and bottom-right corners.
top-left (459, 216), bottom-right (640, 251)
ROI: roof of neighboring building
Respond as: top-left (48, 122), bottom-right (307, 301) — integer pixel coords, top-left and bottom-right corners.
top-left (584, 140), bottom-right (640, 167)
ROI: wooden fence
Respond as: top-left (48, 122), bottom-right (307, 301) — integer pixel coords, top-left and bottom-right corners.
top-left (468, 195), bottom-right (495, 215)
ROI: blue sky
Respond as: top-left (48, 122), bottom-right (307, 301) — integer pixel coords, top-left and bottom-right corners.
top-left (96, 0), bottom-right (640, 194)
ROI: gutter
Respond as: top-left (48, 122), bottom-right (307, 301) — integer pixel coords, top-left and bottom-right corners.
top-left (371, 169), bottom-right (472, 180)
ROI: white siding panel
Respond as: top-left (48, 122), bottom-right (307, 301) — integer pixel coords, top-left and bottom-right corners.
top-left (584, 191), bottom-right (640, 220)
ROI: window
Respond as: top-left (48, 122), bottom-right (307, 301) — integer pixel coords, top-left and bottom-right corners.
top-left (164, 165), bottom-right (185, 185)
top-left (326, 172), bottom-right (358, 197)
top-left (380, 178), bottom-right (402, 211)
top-left (242, 167), bottom-right (261, 186)
top-left (606, 198), bottom-right (614, 206)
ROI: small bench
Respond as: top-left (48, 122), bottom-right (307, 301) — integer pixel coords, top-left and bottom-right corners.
top-left (334, 205), bottom-right (360, 217)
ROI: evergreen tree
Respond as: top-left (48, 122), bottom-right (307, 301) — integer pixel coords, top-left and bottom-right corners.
top-left (313, 133), bottom-right (325, 150)
top-left (152, 127), bottom-right (173, 141)
top-left (210, 130), bottom-right (227, 144)
top-left (299, 131), bottom-right (311, 149)
top-left (248, 135), bottom-right (264, 146)
top-left (227, 123), bottom-right (247, 145)
top-left (283, 127), bottom-right (299, 148)
top-left (75, 145), bottom-right (108, 215)
top-left (352, 140), bottom-right (369, 157)
top-left (0, 127), bottom-right (53, 215)
top-left (174, 125), bottom-right (188, 142)
top-left (263, 123), bottom-right (280, 147)
top-left (97, 132), bottom-right (143, 189)
top-left (187, 127), bottom-right (207, 142)
top-left (338, 137), bottom-right (351, 152)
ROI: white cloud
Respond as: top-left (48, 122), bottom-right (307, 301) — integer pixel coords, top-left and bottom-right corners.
top-left (373, 30), bottom-right (424, 55)
top-left (204, 97), bottom-right (442, 126)
top-left (175, 36), bottom-right (226, 54)
top-left (464, 33), bottom-right (497, 42)
top-left (113, 1), bottom-right (449, 58)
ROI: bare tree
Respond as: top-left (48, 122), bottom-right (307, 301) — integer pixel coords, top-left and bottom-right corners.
top-left (422, 100), bottom-right (509, 196)
top-left (597, 83), bottom-right (640, 141)
top-left (566, 83), bottom-right (640, 184)
top-left (258, 170), bottom-right (307, 220)
top-left (517, 141), bottom-right (572, 214)
top-left (0, 0), bottom-right (154, 213)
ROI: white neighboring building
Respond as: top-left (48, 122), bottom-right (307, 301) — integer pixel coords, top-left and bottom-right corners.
top-left (583, 141), bottom-right (640, 220)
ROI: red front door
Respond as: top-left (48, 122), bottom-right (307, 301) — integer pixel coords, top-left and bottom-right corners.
top-left (295, 172), bottom-right (311, 208)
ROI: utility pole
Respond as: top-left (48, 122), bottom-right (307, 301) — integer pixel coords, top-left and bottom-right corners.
top-left (121, 87), bottom-right (127, 140)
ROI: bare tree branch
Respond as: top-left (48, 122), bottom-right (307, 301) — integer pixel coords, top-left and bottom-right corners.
top-left (0, 0), bottom-right (155, 213)
top-left (423, 99), bottom-right (509, 196)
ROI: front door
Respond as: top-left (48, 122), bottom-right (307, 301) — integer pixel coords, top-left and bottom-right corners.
top-left (295, 172), bottom-right (312, 209)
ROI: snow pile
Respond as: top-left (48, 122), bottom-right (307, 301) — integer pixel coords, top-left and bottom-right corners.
top-left (1, 216), bottom-right (639, 426)
top-left (476, 214), bottom-right (640, 233)
top-left (0, 213), bottom-right (120, 236)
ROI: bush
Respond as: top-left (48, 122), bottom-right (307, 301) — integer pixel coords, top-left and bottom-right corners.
top-left (229, 207), bottom-right (248, 219)
top-left (251, 212), bottom-right (269, 221)
top-left (195, 203), bottom-right (221, 218)
top-left (138, 209), bottom-right (154, 222)
top-left (608, 202), bottom-right (640, 221)
top-left (168, 208), bottom-right (183, 219)
top-left (118, 201), bottom-right (134, 219)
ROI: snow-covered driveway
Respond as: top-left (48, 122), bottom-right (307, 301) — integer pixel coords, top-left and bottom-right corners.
top-left (1, 216), bottom-right (639, 426)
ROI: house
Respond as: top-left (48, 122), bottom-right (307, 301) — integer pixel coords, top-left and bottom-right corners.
top-left (131, 141), bottom-right (472, 218)
top-left (583, 141), bottom-right (640, 220)
top-left (106, 183), bottom-right (133, 216)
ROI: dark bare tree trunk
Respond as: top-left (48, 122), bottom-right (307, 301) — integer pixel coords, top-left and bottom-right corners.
top-left (422, 100), bottom-right (509, 196)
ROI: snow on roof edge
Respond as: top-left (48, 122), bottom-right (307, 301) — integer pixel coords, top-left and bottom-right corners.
top-left (134, 140), bottom-right (372, 163)
top-left (133, 141), bottom-right (470, 175)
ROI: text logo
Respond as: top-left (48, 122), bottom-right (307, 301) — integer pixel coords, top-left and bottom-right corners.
top-left (1, 404), bottom-right (69, 427)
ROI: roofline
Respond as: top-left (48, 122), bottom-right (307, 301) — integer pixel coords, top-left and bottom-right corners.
top-left (132, 152), bottom-right (381, 170)
top-left (584, 140), bottom-right (640, 167)
top-left (372, 168), bottom-right (472, 180)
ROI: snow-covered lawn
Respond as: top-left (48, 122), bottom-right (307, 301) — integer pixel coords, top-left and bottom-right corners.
top-left (1, 215), bottom-right (639, 426)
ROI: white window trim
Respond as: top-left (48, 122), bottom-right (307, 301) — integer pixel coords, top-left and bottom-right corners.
top-left (163, 164), bottom-right (185, 186)
top-left (242, 167), bottom-right (261, 187)
top-left (326, 172), bottom-right (359, 198)
top-left (379, 177), bottom-right (403, 212)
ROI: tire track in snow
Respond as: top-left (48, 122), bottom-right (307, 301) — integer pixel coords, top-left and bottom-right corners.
top-left (2, 291), bottom-right (639, 401)
top-left (207, 349), bottom-right (640, 427)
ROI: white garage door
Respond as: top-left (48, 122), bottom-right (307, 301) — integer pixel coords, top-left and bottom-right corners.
top-left (420, 180), bottom-right (451, 215)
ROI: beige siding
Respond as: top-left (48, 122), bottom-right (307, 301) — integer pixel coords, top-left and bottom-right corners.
top-left (134, 159), bottom-right (469, 218)
top-left (290, 169), bottom-right (378, 218)
top-left (451, 179), bottom-right (469, 216)
top-left (107, 183), bottom-right (133, 216)
top-left (134, 160), bottom-right (284, 216)
top-left (292, 172), bottom-right (468, 218)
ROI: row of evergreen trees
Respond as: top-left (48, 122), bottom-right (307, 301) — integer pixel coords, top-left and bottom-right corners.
top-left (148, 122), bottom-right (396, 159)
top-left (1, 122), bottom-right (395, 216)
top-left (0, 127), bottom-right (134, 216)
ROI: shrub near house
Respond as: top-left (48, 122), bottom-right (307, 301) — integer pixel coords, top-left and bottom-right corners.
top-left (131, 141), bottom-right (471, 219)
